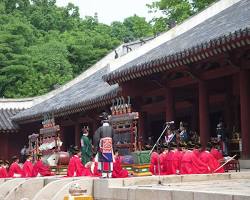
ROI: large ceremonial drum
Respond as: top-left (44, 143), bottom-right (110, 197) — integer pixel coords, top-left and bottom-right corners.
top-left (57, 151), bottom-right (70, 165)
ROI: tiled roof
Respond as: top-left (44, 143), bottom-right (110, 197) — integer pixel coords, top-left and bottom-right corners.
top-left (0, 109), bottom-right (21, 132)
top-left (13, 67), bottom-right (120, 122)
top-left (103, 0), bottom-right (250, 84)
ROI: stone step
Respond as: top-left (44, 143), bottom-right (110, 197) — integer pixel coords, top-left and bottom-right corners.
top-left (0, 178), bottom-right (26, 199)
top-left (32, 177), bottom-right (80, 200)
top-left (4, 178), bottom-right (46, 200)
top-left (51, 177), bottom-right (96, 200)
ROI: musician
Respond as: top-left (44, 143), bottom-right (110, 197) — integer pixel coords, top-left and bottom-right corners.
top-left (193, 143), bottom-right (202, 158)
top-left (180, 142), bottom-right (209, 174)
top-left (179, 122), bottom-right (189, 142)
top-left (199, 143), bottom-right (223, 173)
top-left (149, 151), bottom-right (160, 175)
top-left (159, 145), bottom-right (169, 175)
top-left (216, 118), bottom-right (228, 156)
top-left (170, 142), bottom-right (182, 175)
top-left (164, 128), bottom-right (176, 144)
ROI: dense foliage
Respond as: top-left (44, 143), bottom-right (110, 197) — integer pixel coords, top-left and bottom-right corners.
top-left (0, 0), bottom-right (216, 98)
top-left (0, 0), bottom-right (159, 98)
top-left (147, 0), bottom-right (217, 28)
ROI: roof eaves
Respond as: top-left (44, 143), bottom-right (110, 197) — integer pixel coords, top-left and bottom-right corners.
top-left (13, 86), bottom-right (121, 124)
top-left (103, 27), bottom-right (250, 85)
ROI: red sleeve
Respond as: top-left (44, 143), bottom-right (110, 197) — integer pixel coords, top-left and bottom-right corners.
top-left (32, 162), bottom-right (39, 177)
top-left (0, 167), bottom-right (8, 178)
top-left (67, 157), bottom-right (76, 177)
top-left (8, 163), bottom-right (23, 177)
top-left (38, 161), bottom-right (52, 176)
top-left (191, 153), bottom-right (209, 174)
top-left (23, 161), bottom-right (33, 177)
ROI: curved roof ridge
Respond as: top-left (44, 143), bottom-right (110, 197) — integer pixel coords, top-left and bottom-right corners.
top-left (107, 0), bottom-right (242, 74)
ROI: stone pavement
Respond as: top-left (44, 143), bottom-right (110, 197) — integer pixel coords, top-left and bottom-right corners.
top-left (0, 172), bottom-right (250, 200)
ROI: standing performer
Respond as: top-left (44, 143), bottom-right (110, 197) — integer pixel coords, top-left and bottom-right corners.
top-left (94, 112), bottom-right (115, 178)
top-left (80, 126), bottom-right (92, 165)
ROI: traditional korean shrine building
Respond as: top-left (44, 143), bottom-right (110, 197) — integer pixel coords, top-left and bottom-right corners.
top-left (0, 0), bottom-right (249, 162)
top-left (103, 0), bottom-right (250, 158)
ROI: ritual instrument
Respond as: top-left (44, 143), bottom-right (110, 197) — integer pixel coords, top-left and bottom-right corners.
top-left (39, 114), bottom-right (70, 174)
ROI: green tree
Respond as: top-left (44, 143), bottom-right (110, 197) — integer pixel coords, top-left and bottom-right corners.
top-left (0, 0), bottom-right (161, 98)
top-left (147, 0), bottom-right (217, 24)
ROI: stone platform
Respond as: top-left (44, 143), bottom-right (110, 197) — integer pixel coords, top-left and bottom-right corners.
top-left (0, 172), bottom-right (250, 200)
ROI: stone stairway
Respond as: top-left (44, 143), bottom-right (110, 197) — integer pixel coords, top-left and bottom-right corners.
top-left (0, 172), bottom-right (250, 200)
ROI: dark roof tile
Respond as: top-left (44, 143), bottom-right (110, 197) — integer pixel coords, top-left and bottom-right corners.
top-left (104, 0), bottom-right (250, 83)
top-left (13, 67), bottom-right (120, 122)
top-left (0, 109), bottom-right (21, 132)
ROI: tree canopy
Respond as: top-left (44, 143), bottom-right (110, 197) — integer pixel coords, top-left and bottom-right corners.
top-left (147, 0), bottom-right (217, 28)
top-left (0, 0), bottom-right (217, 98)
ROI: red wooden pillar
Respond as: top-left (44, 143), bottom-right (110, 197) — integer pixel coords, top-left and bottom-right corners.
top-left (75, 123), bottom-right (81, 148)
top-left (240, 70), bottom-right (250, 159)
top-left (199, 81), bottom-right (210, 147)
top-left (165, 87), bottom-right (175, 122)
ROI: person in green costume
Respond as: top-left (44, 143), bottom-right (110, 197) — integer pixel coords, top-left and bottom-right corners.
top-left (80, 126), bottom-right (92, 165)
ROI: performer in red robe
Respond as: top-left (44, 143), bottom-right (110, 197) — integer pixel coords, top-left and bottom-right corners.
top-left (171, 144), bottom-right (182, 175)
top-left (8, 156), bottom-right (23, 178)
top-left (0, 160), bottom-right (8, 178)
top-left (180, 144), bottom-right (209, 174)
top-left (210, 145), bottom-right (224, 173)
top-left (32, 154), bottom-right (54, 177)
top-left (22, 154), bottom-right (34, 177)
top-left (192, 143), bottom-right (201, 158)
top-left (149, 151), bottom-right (159, 175)
top-left (160, 148), bottom-right (169, 175)
top-left (112, 150), bottom-right (128, 178)
top-left (166, 149), bottom-right (174, 175)
top-left (67, 147), bottom-right (91, 177)
top-left (200, 146), bottom-right (224, 173)
top-left (210, 142), bottom-right (224, 161)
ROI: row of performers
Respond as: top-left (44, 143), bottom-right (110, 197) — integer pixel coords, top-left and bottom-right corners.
top-left (0, 154), bottom-right (53, 178)
top-left (0, 147), bottom-right (128, 179)
top-left (149, 142), bottom-right (225, 175)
